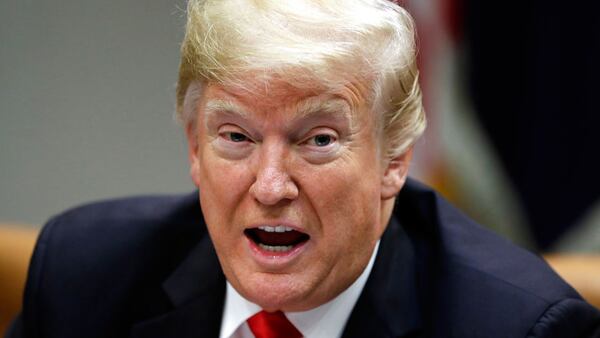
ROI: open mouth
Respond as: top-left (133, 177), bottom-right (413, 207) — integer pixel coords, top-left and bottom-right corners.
top-left (244, 225), bottom-right (310, 253)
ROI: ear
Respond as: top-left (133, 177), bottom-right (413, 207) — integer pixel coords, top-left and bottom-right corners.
top-left (381, 147), bottom-right (413, 200)
top-left (185, 121), bottom-right (202, 187)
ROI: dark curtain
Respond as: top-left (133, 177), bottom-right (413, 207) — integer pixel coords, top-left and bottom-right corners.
top-left (464, 0), bottom-right (600, 250)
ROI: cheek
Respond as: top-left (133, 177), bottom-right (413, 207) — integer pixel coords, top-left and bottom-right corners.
top-left (302, 161), bottom-right (382, 292)
top-left (307, 157), bottom-right (382, 237)
top-left (200, 142), bottom-right (248, 191)
top-left (197, 152), bottom-right (252, 230)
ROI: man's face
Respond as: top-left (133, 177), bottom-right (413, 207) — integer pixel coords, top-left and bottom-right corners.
top-left (187, 77), bottom-right (409, 311)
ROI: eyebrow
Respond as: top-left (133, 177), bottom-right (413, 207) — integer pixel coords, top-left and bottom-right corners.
top-left (204, 100), bottom-right (250, 119)
top-left (203, 97), bottom-right (352, 123)
top-left (295, 97), bottom-right (352, 122)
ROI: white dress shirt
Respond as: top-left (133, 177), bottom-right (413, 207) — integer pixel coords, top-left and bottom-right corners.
top-left (219, 241), bottom-right (380, 338)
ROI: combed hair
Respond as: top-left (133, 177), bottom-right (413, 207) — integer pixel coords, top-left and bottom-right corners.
top-left (176, 0), bottom-right (426, 158)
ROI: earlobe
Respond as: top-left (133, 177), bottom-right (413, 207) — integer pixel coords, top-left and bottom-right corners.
top-left (381, 148), bottom-right (413, 199)
top-left (185, 122), bottom-right (202, 187)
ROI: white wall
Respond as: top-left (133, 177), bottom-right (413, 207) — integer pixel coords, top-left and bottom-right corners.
top-left (0, 0), bottom-right (193, 225)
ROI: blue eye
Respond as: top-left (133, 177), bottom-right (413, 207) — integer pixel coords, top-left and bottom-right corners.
top-left (313, 134), bottom-right (332, 147)
top-left (228, 132), bottom-right (248, 142)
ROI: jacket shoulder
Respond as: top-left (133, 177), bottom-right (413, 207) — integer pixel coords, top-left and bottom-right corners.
top-left (36, 192), bottom-right (204, 274)
top-left (21, 192), bottom-right (205, 338)
top-left (527, 298), bottom-right (600, 337)
top-left (397, 179), bottom-right (600, 337)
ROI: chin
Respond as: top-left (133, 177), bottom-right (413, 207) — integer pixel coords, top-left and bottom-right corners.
top-left (238, 272), bottom-right (316, 312)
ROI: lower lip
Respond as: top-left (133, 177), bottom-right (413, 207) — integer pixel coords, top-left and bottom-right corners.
top-left (245, 236), bottom-right (309, 268)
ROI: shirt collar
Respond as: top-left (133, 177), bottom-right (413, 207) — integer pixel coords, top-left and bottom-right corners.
top-left (219, 241), bottom-right (380, 338)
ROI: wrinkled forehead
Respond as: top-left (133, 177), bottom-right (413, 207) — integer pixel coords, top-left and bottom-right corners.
top-left (207, 69), bottom-right (376, 115)
top-left (202, 84), bottom-right (348, 123)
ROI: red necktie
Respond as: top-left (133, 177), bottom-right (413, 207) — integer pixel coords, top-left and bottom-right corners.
top-left (247, 310), bottom-right (303, 338)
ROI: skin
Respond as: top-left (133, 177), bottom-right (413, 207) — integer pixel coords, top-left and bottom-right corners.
top-left (186, 77), bottom-right (412, 312)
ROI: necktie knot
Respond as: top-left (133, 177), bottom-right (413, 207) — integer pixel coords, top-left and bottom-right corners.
top-left (247, 310), bottom-right (303, 338)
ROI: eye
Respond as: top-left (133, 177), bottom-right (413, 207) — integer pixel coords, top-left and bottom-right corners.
top-left (298, 128), bottom-right (341, 163)
top-left (302, 129), bottom-right (338, 149)
top-left (313, 134), bottom-right (333, 147)
top-left (226, 132), bottom-right (248, 143)
top-left (213, 125), bottom-right (254, 159)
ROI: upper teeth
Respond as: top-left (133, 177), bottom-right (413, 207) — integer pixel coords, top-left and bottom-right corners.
top-left (258, 225), bottom-right (294, 233)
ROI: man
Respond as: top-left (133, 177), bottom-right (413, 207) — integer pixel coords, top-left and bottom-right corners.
top-left (6, 0), bottom-right (600, 337)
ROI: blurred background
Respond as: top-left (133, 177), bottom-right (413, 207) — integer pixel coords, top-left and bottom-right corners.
top-left (405, 0), bottom-right (600, 253)
top-left (1, 0), bottom-right (599, 333)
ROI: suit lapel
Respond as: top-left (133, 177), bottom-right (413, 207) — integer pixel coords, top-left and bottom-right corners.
top-left (131, 234), bottom-right (226, 338)
top-left (341, 216), bottom-right (423, 338)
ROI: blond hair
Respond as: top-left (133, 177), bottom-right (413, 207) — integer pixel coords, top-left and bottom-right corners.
top-left (176, 0), bottom-right (426, 158)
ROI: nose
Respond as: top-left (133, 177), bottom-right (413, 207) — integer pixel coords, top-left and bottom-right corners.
top-left (249, 142), bottom-right (299, 206)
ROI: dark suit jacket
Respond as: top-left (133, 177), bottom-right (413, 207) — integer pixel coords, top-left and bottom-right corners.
top-left (6, 179), bottom-right (600, 338)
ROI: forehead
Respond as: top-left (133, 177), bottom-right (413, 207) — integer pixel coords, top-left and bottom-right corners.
top-left (198, 76), bottom-right (373, 124)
